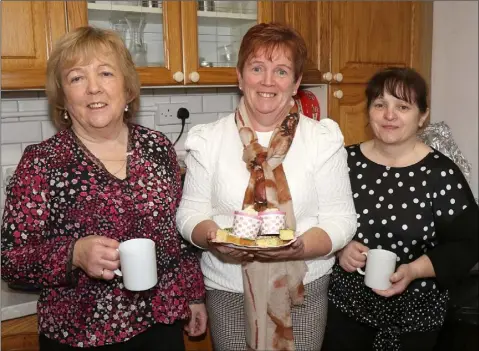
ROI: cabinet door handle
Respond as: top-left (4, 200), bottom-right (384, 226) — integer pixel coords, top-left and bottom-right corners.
top-left (189, 72), bottom-right (200, 83)
top-left (173, 71), bottom-right (184, 83)
top-left (333, 73), bottom-right (344, 82)
top-left (322, 72), bottom-right (333, 81)
top-left (333, 90), bottom-right (344, 99)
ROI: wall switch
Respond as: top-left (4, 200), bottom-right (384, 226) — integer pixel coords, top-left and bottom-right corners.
top-left (155, 103), bottom-right (185, 125)
top-left (2, 166), bottom-right (16, 195)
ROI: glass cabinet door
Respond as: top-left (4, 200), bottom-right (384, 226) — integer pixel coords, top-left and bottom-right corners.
top-left (87, 1), bottom-right (163, 67)
top-left (67, 0), bottom-right (183, 86)
top-left (182, 1), bottom-right (259, 85)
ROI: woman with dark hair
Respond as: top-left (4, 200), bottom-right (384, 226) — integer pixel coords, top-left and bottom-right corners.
top-left (322, 67), bottom-right (478, 351)
top-left (177, 23), bottom-right (357, 350)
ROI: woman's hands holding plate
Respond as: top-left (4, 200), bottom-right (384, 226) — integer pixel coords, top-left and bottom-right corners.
top-left (206, 229), bottom-right (254, 263)
top-left (252, 236), bottom-right (305, 261)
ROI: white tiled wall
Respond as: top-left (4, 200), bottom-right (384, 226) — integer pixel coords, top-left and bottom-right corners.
top-left (0, 88), bottom-right (239, 212)
top-left (0, 85), bottom-right (328, 214)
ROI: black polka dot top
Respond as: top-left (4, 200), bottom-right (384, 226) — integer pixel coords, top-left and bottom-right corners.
top-left (328, 144), bottom-right (479, 350)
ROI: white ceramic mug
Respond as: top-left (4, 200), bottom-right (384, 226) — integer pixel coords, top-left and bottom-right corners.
top-left (356, 249), bottom-right (397, 290)
top-left (114, 238), bottom-right (158, 291)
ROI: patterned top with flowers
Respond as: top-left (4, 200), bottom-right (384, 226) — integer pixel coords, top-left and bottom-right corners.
top-left (1, 124), bottom-right (205, 347)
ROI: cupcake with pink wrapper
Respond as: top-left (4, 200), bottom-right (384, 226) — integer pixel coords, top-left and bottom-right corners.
top-left (232, 206), bottom-right (262, 240)
top-left (259, 208), bottom-right (286, 234)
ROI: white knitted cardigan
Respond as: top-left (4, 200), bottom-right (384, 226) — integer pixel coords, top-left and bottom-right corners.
top-left (177, 113), bottom-right (357, 293)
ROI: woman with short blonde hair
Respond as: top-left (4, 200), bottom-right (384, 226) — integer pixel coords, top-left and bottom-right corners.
top-left (2, 26), bottom-right (207, 350)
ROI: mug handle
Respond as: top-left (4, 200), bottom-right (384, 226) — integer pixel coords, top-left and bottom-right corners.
top-left (356, 252), bottom-right (368, 275)
top-left (114, 248), bottom-right (122, 276)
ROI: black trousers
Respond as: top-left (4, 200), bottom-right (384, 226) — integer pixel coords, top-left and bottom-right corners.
top-left (322, 301), bottom-right (440, 351)
top-left (39, 322), bottom-right (185, 351)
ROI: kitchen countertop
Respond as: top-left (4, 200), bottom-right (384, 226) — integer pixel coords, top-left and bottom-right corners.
top-left (1, 280), bottom-right (39, 321)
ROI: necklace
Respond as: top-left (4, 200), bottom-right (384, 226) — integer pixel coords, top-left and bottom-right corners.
top-left (109, 159), bottom-right (127, 176)
top-left (72, 125), bottom-right (126, 144)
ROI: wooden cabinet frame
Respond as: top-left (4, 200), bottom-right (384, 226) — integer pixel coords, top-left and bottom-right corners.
top-left (1, 1), bottom-right (67, 89)
top-left (65, 0), bottom-right (184, 86)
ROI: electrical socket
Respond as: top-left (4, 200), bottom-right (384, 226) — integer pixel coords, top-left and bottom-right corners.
top-left (155, 103), bottom-right (185, 125)
top-left (2, 166), bottom-right (16, 195)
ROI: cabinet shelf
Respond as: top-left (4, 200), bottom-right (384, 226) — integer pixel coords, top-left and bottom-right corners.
top-left (87, 3), bottom-right (162, 22)
top-left (197, 10), bottom-right (256, 26)
top-left (197, 10), bottom-right (256, 21)
top-left (87, 3), bottom-right (256, 21)
top-left (88, 3), bottom-right (162, 14)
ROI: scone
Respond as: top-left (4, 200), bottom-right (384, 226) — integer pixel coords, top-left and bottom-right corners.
top-left (215, 229), bottom-right (240, 245)
top-left (279, 229), bottom-right (294, 241)
top-left (215, 229), bottom-right (231, 242)
top-left (255, 236), bottom-right (284, 248)
top-left (238, 237), bottom-right (256, 246)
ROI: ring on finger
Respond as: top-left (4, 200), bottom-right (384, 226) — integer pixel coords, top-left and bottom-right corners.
top-left (100, 268), bottom-right (105, 279)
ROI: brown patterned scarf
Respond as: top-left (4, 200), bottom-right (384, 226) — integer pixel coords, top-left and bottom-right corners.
top-left (236, 98), bottom-right (308, 351)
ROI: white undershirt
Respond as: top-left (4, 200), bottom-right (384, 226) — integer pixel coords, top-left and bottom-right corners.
top-left (256, 131), bottom-right (274, 147)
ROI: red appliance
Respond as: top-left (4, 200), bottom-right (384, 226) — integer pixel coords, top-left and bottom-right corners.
top-left (294, 89), bottom-right (320, 121)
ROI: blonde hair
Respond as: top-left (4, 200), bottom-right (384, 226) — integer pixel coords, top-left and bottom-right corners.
top-left (46, 26), bottom-right (140, 129)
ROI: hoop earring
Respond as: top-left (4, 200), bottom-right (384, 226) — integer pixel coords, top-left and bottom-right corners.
top-left (63, 110), bottom-right (69, 120)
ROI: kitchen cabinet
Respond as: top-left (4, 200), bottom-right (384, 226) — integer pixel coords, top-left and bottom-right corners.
top-left (1, 314), bottom-right (213, 351)
top-left (66, 0), bottom-right (262, 86)
top-left (1, 0), bottom-right (322, 88)
top-left (325, 1), bottom-right (433, 145)
top-left (1, 315), bottom-right (38, 351)
top-left (1, 1), bottom-right (67, 90)
top-left (1, 1), bottom-right (433, 145)
top-left (260, 1), bottom-right (328, 85)
top-left (329, 84), bottom-right (373, 145)
top-left (263, 1), bottom-right (432, 145)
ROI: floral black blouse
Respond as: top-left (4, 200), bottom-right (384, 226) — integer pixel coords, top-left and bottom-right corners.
top-left (1, 124), bottom-right (205, 347)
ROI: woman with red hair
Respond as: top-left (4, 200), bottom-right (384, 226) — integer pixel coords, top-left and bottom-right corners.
top-left (177, 23), bottom-right (357, 350)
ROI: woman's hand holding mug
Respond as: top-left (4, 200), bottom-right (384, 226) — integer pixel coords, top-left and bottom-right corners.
top-left (337, 240), bottom-right (369, 272)
top-left (372, 263), bottom-right (418, 297)
top-left (72, 235), bottom-right (120, 280)
top-left (356, 249), bottom-right (397, 291)
top-left (73, 236), bottom-right (158, 291)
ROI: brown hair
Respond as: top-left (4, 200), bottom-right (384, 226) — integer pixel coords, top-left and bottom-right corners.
top-left (46, 26), bottom-right (140, 130)
top-left (237, 23), bottom-right (307, 82)
top-left (365, 67), bottom-right (429, 114)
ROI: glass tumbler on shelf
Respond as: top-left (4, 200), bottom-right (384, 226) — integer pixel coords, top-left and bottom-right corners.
top-left (198, 1), bottom-right (215, 11)
top-left (111, 18), bottom-right (129, 44)
top-left (241, 1), bottom-right (257, 15)
top-left (141, 1), bottom-right (160, 8)
top-left (125, 15), bottom-right (148, 66)
top-left (218, 44), bottom-right (237, 67)
top-left (124, 1), bottom-right (141, 6)
top-left (214, 1), bottom-right (233, 13)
